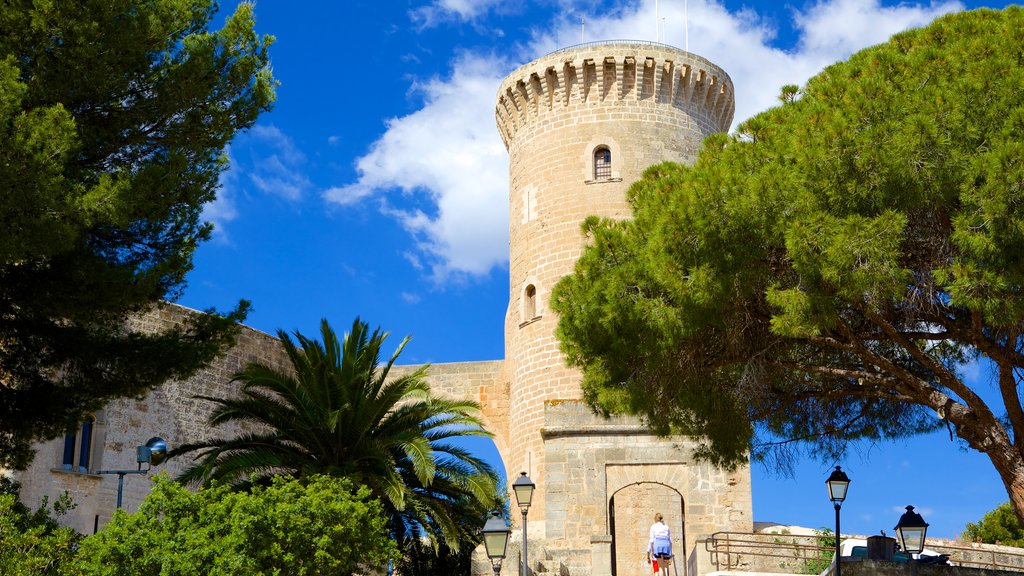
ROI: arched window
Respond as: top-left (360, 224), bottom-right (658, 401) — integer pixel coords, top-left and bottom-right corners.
top-left (524, 284), bottom-right (537, 320)
top-left (594, 146), bottom-right (612, 180)
top-left (61, 415), bottom-right (97, 473)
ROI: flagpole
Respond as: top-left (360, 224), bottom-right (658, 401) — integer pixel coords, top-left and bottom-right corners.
top-left (684, 0), bottom-right (689, 51)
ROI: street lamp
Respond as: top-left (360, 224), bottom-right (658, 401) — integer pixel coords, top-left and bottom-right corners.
top-left (895, 506), bottom-right (929, 555)
top-left (826, 466), bottom-right (850, 576)
top-left (483, 510), bottom-right (511, 576)
top-left (513, 472), bottom-right (535, 576)
top-left (96, 436), bottom-right (168, 509)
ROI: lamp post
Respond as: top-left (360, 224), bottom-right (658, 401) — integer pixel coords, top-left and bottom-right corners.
top-left (96, 436), bottom-right (168, 509)
top-left (483, 510), bottom-right (511, 576)
top-left (513, 472), bottom-right (535, 576)
top-left (895, 506), bottom-right (929, 556)
top-left (826, 466), bottom-right (850, 576)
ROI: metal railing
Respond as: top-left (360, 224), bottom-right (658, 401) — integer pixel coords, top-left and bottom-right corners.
top-left (705, 531), bottom-right (835, 574)
top-left (927, 541), bottom-right (1024, 572)
top-left (543, 39), bottom-right (685, 59)
top-left (705, 531), bottom-right (1024, 574)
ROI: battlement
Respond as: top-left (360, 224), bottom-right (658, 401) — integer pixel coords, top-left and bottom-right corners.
top-left (495, 41), bottom-right (735, 149)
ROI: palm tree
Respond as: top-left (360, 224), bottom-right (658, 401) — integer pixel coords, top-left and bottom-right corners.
top-left (169, 317), bottom-right (500, 550)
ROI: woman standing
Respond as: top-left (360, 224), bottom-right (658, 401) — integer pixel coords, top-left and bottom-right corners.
top-left (647, 513), bottom-right (672, 575)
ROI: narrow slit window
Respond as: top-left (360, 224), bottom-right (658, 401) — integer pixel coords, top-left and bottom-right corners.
top-left (78, 418), bottom-right (93, 472)
top-left (594, 147), bottom-right (612, 180)
top-left (62, 433), bottom-right (76, 471)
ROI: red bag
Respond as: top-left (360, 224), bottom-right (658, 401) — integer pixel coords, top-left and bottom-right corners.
top-left (652, 559), bottom-right (660, 573)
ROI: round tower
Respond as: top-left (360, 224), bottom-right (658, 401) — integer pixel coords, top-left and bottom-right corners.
top-left (496, 42), bottom-right (735, 536)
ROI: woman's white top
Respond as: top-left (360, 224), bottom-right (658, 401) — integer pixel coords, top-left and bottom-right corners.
top-left (648, 521), bottom-right (671, 551)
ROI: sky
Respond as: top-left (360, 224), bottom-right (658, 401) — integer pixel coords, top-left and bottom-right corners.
top-left (177, 0), bottom-right (1020, 541)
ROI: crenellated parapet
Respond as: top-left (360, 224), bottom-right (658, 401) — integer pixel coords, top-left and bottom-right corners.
top-left (495, 41), bottom-right (735, 149)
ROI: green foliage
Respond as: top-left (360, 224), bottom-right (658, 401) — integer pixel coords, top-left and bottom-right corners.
top-left (0, 477), bottom-right (81, 575)
top-left (169, 317), bottom-right (502, 554)
top-left (395, 540), bottom-right (475, 576)
top-left (801, 528), bottom-right (836, 575)
top-left (0, 0), bottom-right (276, 469)
top-left (963, 502), bottom-right (1024, 547)
top-left (552, 4), bottom-right (1024, 501)
top-left (69, 475), bottom-right (396, 576)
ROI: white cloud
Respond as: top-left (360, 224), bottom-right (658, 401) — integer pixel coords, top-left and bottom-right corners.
top-left (334, 0), bottom-right (965, 282)
top-left (893, 504), bottom-right (934, 517)
top-left (202, 124), bottom-right (311, 241)
top-left (411, 0), bottom-right (503, 27)
top-left (245, 125), bottom-right (310, 201)
top-left (531, 0), bottom-right (962, 130)
top-left (795, 0), bottom-right (962, 56)
top-left (200, 124), bottom-right (309, 240)
top-left (958, 358), bottom-right (990, 387)
top-left (325, 52), bottom-right (510, 281)
top-left (203, 152), bottom-right (241, 243)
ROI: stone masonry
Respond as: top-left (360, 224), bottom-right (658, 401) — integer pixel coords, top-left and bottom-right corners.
top-left (10, 306), bottom-right (505, 535)
top-left (10, 41), bottom-right (752, 576)
top-left (492, 41), bottom-right (750, 575)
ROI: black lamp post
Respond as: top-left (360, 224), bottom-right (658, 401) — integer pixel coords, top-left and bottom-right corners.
top-left (96, 436), bottom-right (168, 509)
top-left (826, 466), bottom-right (850, 576)
top-left (895, 506), bottom-right (929, 555)
top-left (513, 472), bottom-right (536, 576)
top-left (483, 511), bottom-right (511, 576)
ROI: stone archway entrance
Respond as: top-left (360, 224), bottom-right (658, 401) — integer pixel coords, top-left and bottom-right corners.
top-left (609, 482), bottom-right (686, 576)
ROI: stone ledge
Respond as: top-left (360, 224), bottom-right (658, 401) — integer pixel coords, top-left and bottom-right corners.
top-left (540, 425), bottom-right (653, 438)
top-left (48, 468), bottom-right (102, 480)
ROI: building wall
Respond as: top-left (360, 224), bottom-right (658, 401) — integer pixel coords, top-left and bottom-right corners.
top-left (12, 41), bottom-right (755, 576)
top-left (388, 360), bottom-right (509, 459)
top-left (497, 41), bottom-right (737, 538)
top-left (541, 399), bottom-right (752, 573)
top-left (11, 303), bottom-right (291, 533)
top-left (9, 304), bottom-right (508, 535)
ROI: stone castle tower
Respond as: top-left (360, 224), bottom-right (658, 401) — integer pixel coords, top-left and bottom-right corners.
top-left (490, 41), bottom-right (751, 575)
top-left (9, 40), bottom-right (754, 576)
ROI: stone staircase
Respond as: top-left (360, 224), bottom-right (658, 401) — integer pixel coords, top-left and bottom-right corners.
top-left (472, 542), bottom-right (593, 576)
top-left (528, 547), bottom-right (591, 576)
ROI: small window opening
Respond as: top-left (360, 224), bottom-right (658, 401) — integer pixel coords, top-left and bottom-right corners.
top-left (62, 433), bottom-right (76, 471)
top-left (594, 147), bottom-right (612, 180)
top-left (78, 418), bottom-right (92, 471)
top-left (525, 285), bottom-right (537, 320)
top-left (62, 416), bottom-right (95, 473)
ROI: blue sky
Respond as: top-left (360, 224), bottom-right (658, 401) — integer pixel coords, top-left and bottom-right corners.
top-left (178, 0), bottom-right (1018, 540)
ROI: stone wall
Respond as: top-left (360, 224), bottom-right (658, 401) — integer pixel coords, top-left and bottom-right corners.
top-left (9, 304), bottom-right (510, 536)
top-left (845, 558), bottom-right (1024, 576)
top-left (11, 41), bottom-right (756, 576)
top-left (499, 42), bottom-right (736, 528)
top-left (388, 360), bottom-right (509, 460)
top-left (11, 303), bottom-right (290, 534)
top-left (541, 400), bottom-right (753, 576)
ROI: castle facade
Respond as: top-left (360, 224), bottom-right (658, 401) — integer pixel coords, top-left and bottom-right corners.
top-left (10, 41), bottom-right (751, 576)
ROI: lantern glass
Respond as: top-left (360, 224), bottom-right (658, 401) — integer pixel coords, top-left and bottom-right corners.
top-left (513, 471), bottom-right (535, 509)
top-left (482, 512), bottom-right (510, 559)
top-left (894, 505), bottom-right (929, 554)
top-left (826, 466), bottom-right (850, 503)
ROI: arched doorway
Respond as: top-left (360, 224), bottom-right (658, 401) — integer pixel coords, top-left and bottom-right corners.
top-left (609, 483), bottom-right (686, 576)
